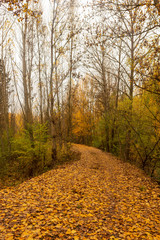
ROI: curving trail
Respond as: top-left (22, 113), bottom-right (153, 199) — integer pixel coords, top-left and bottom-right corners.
top-left (0, 144), bottom-right (160, 240)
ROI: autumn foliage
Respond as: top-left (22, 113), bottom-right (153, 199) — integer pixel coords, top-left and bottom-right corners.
top-left (0, 145), bottom-right (160, 239)
top-left (0, 0), bottom-right (160, 238)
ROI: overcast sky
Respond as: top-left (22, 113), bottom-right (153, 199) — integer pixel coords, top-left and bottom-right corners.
top-left (40, 0), bottom-right (51, 23)
top-left (40, 0), bottom-right (92, 24)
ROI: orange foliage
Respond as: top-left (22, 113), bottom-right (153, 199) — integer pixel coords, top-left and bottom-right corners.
top-left (0, 144), bottom-right (160, 239)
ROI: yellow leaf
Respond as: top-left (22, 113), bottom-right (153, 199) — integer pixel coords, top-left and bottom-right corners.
top-left (0, 225), bottom-right (5, 231)
top-left (74, 237), bottom-right (79, 240)
top-left (55, 224), bottom-right (62, 228)
top-left (66, 229), bottom-right (72, 234)
top-left (87, 213), bottom-right (93, 217)
top-left (21, 231), bottom-right (29, 237)
top-left (26, 237), bottom-right (34, 240)
top-left (59, 233), bottom-right (64, 237)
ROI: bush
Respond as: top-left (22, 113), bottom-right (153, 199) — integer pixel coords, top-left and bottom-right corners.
top-left (10, 122), bottom-right (52, 178)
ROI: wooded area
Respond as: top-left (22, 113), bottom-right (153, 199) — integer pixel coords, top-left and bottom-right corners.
top-left (0, 0), bottom-right (160, 184)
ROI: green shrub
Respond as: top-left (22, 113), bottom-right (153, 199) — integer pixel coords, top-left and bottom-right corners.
top-left (11, 122), bottom-right (52, 178)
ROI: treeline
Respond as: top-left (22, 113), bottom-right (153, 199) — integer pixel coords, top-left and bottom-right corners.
top-left (0, 0), bottom-right (159, 184)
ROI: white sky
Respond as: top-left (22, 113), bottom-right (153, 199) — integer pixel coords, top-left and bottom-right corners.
top-left (40, 0), bottom-right (52, 23)
top-left (40, 0), bottom-right (92, 24)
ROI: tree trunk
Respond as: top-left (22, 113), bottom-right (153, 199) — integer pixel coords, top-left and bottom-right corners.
top-left (50, 0), bottom-right (57, 162)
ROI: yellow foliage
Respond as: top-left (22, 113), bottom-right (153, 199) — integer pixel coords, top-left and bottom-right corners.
top-left (72, 79), bottom-right (94, 140)
top-left (0, 145), bottom-right (160, 239)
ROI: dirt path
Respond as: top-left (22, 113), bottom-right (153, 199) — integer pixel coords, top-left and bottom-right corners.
top-left (0, 144), bottom-right (160, 240)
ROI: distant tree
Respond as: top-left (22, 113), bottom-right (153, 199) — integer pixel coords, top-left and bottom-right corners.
top-left (0, 59), bottom-right (10, 154)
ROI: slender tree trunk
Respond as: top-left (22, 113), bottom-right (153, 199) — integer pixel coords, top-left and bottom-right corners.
top-left (0, 22), bottom-right (10, 154)
top-left (111, 41), bottom-right (122, 150)
top-left (67, 35), bottom-right (73, 141)
top-left (125, 8), bottom-right (134, 161)
top-left (22, 9), bottom-right (34, 148)
top-left (55, 44), bottom-right (62, 145)
top-left (50, 0), bottom-right (57, 162)
top-left (101, 45), bottom-right (110, 151)
top-left (37, 20), bottom-right (43, 124)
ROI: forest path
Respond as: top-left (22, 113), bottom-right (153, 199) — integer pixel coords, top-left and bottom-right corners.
top-left (0, 144), bottom-right (160, 240)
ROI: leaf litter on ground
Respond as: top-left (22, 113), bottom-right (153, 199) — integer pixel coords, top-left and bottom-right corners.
top-left (0, 144), bottom-right (160, 240)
